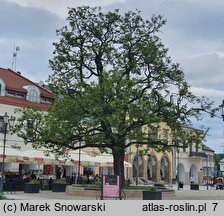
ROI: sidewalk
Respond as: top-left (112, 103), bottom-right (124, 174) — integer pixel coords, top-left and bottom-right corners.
top-left (3, 185), bottom-right (224, 200)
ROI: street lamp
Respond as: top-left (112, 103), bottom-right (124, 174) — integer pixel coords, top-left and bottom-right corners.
top-left (74, 141), bottom-right (82, 185)
top-left (206, 154), bottom-right (209, 190)
top-left (177, 148), bottom-right (180, 190)
top-left (0, 112), bottom-right (15, 193)
top-left (135, 143), bottom-right (139, 186)
top-left (77, 141), bottom-right (81, 184)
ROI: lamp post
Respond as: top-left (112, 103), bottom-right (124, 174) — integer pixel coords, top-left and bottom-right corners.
top-left (206, 154), bottom-right (209, 190)
top-left (177, 148), bottom-right (180, 190)
top-left (77, 141), bottom-right (81, 184)
top-left (135, 143), bottom-right (139, 186)
top-left (75, 141), bottom-right (81, 185)
top-left (0, 112), bottom-right (15, 193)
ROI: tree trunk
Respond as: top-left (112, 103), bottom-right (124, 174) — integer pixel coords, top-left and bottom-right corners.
top-left (112, 147), bottom-right (125, 186)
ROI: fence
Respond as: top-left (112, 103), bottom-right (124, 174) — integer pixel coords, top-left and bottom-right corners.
top-left (3, 177), bottom-right (72, 193)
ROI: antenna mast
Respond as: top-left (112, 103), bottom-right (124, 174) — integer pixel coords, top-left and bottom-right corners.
top-left (11, 44), bottom-right (20, 71)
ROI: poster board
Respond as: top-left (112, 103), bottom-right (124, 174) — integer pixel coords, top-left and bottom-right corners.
top-left (102, 175), bottom-right (120, 199)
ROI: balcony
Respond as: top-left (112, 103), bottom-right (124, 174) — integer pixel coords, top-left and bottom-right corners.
top-left (189, 151), bottom-right (207, 158)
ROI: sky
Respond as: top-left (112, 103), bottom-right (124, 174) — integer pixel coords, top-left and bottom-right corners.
top-left (1, 0), bottom-right (224, 153)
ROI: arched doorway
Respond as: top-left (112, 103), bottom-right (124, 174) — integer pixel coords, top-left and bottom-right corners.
top-left (177, 163), bottom-right (185, 183)
top-left (147, 155), bottom-right (157, 181)
top-left (132, 155), bottom-right (143, 178)
top-left (189, 164), bottom-right (198, 183)
top-left (160, 156), bottom-right (170, 182)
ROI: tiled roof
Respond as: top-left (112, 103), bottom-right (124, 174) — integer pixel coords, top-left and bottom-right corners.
top-left (202, 144), bottom-right (215, 152)
top-left (0, 96), bottom-right (51, 111)
top-left (0, 67), bottom-right (53, 99)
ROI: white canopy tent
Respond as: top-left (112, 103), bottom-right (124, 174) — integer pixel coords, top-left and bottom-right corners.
top-left (16, 149), bottom-right (57, 165)
top-left (67, 150), bottom-right (98, 166)
top-left (91, 153), bottom-right (131, 167)
top-left (0, 145), bottom-right (21, 163)
top-left (1, 146), bottom-right (131, 176)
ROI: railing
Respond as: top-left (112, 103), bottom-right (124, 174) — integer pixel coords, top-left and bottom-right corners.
top-left (189, 151), bottom-right (207, 158)
top-left (3, 177), bottom-right (72, 193)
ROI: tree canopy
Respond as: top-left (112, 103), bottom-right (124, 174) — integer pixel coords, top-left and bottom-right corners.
top-left (13, 6), bottom-right (216, 181)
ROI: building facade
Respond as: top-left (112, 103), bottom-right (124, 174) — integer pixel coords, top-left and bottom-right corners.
top-left (126, 124), bottom-right (215, 185)
top-left (126, 122), bottom-right (173, 184)
top-left (0, 67), bottom-right (54, 173)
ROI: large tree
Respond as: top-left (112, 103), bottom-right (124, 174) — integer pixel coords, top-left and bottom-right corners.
top-left (13, 6), bottom-right (215, 182)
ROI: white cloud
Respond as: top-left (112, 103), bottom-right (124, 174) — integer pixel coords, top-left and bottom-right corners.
top-left (176, 50), bottom-right (224, 88)
top-left (190, 87), bottom-right (224, 97)
top-left (5, 0), bottom-right (128, 17)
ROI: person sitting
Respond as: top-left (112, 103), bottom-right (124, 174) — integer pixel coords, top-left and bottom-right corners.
top-left (22, 172), bottom-right (30, 182)
top-left (30, 172), bottom-right (36, 179)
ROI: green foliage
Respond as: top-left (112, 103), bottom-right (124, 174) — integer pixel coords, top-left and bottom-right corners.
top-left (214, 154), bottom-right (224, 170)
top-left (145, 186), bottom-right (158, 191)
top-left (28, 179), bottom-right (40, 184)
top-left (82, 183), bottom-right (156, 191)
top-left (12, 6), bottom-right (216, 180)
top-left (82, 181), bottom-right (102, 189)
top-left (124, 185), bottom-right (158, 191)
top-left (12, 106), bottom-right (45, 145)
top-left (53, 179), bottom-right (66, 184)
top-left (0, 193), bottom-right (6, 200)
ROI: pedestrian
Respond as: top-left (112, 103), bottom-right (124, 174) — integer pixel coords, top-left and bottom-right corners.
top-left (190, 175), bottom-right (194, 184)
top-left (0, 172), bottom-right (3, 193)
top-left (30, 171), bottom-right (36, 179)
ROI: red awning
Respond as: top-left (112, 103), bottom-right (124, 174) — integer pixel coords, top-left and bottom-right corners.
top-left (34, 157), bottom-right (44, 162)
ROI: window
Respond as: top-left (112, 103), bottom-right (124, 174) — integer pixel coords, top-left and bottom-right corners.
top-left (6, 91), bottom-right (25, 98)
top-left (148, 125), bottom-right (157, 141)
top-left (0, 116), bottom-right (4, 132)
top-left (29, 89), bottom-right (38, 102)
top-left (26, 86), bottom-right (40, 103)
top-left (41, 97), bottom-right (53, 104)
top-left (0, 79), bottom-right (6, 96)
top-left (162, 129), bottom-right (169, 140)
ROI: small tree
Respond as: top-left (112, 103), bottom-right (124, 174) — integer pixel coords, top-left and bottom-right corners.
top-left (13, 6), bottom-right (216, 183)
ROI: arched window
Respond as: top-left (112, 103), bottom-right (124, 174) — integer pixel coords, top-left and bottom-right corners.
top-left (0, 79), bottom-right (6, 96)
top-left (26, 86), bottom-right (40, 103)
top-left (29, 89), bottom-right (38, 102)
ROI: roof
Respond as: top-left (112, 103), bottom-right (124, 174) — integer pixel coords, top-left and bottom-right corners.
top-left (181, 124), bottom-right (204, 132)
top-left (0, 95), bottom-right (51, 111)
top-left (202, 144), bottom-right (215, 152)
top-left (0, 67), bottom-right (53, 99)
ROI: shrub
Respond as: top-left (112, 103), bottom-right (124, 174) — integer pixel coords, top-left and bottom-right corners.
top-left (0, 193), bottom-right (6, 200)
top-left (53, 179), bottom-right (66, 184)
top-left (123, 185), bottom-right (158, 190)
top-left (28, 179), bottom-right (40, 184)
top-left (145, 186), bottom-right (158, 191)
